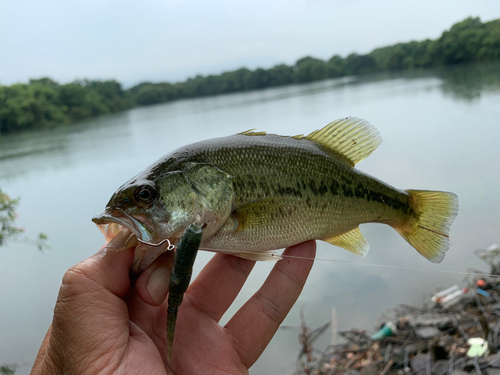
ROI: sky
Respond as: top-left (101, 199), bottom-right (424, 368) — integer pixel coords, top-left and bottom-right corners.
top-left (1, 0), bottom-right (500, 88)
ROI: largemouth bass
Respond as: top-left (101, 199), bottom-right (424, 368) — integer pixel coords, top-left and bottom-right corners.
top-left (93, 117), bottom-right (458, 274)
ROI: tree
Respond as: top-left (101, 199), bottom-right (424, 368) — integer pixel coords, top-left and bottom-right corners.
top-left (478, 19), bottom-right (500, 60)
top-left (0, 189), bottom-right (47, 250)
top-left (0, 84), bottom-right (67, 133)
top-left (294, 57), bottom-right (327, 83)
top-left (246, 68), bottom-right (271, 90)
top-left (268, 64), bottom-right (294, 86)
top-left (326, 55), bottom-right (345, 77)
top-left (437, 17), bottom-right (485, 64)
top-left (344, 53), bottom-right (376, 75)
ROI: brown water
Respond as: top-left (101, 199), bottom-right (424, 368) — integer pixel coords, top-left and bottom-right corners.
top-left (1, 63), bottom-right (499, 374)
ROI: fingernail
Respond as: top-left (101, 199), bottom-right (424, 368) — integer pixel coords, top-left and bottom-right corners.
top-left (146, 267), bottom-right (170, 305)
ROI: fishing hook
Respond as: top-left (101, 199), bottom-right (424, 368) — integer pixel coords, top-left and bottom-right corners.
top-left (137, 237), bottom-right (176, 251)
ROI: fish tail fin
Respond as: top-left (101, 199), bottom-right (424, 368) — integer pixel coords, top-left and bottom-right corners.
top-left (394, 190), bottom-right (458, 263)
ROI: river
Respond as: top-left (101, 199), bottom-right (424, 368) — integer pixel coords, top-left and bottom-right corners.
top-left (1, 63), bottom-right (499, 374)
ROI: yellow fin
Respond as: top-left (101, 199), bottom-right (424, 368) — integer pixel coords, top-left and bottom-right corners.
top-left (200, 247), bottom-right (282, 261)
top-left (394, 190), bottom-right (459, 263)
top-left (235, 250), bottom-right (282, 261)
top-left (239, 129), bottom-right (267, 136)
top-left (322, 227), bottom-right (369, 257)
top-left (305, 117), bottom-right (382, 166)
top-left (233, 199), bottom-right (281, 230)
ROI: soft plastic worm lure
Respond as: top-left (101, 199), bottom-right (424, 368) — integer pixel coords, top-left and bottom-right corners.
top-left (166, 224), bottom-right (202, 360)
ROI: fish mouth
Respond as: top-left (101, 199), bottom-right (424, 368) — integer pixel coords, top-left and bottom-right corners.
top-left (92, 210), bottom-right (157, 244)
top-left (92, 210), bottom-right (173, 276)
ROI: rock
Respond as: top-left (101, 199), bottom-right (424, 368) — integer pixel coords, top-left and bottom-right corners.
top-left (360, 364), bottom-right (378, 375)
top-left (411, 353), bottom-right (429, 375)
top-left (343, 370), bottom-right (362, 375)
top-left (415, 326), bottom-right (441, 339)
top-left (432, 360), bottom-right (449, 375)
top-left (487, 353), bottom-right (500, 368)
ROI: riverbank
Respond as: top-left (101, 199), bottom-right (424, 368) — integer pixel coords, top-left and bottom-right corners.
top-left (296, 245), bottom-right (500, 375)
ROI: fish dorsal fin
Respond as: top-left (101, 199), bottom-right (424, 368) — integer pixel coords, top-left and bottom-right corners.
top-left (322, 227), bottom-right (369, 257)
top-left (305, 117), bottom-right (382, 166)
top-left (239, 129), bottom-right (267, 136)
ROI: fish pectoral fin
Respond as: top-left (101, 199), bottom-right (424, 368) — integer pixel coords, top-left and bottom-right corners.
top-left (233, 198), bottom-right (282, 231)
top-left (322, 227), bottom-right (369, 257)
top-left (305, 117), bottom-right (382, 166)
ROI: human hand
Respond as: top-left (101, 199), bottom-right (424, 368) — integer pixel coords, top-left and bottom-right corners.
top-left (31, 241), bottom-right (316, 375)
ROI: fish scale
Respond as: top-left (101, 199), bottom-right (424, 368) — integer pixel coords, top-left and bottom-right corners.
top-left (191, 136), bottom-right (402, 253)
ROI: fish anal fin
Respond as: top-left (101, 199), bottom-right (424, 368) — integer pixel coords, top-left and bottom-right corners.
top-left (235, 250), bottom-right (282, 261)
top-left (323, 227), bottom-right (369, 257)
top-left (305, 117), bottom-right (382, 166)
top-left (199, 246), bottom-right (282, 261)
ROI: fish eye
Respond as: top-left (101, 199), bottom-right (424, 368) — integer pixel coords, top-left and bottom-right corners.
top-left (134, 185), bottom-right (156, 204)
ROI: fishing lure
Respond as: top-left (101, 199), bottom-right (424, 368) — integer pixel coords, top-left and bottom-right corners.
top-left (166, 223), bottom-right (202, 360)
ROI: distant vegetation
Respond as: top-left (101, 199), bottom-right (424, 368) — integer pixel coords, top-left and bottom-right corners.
top-left (1, 17), bottom-right (500, 134)
top-left (0, 188), bottom-right (48, 250)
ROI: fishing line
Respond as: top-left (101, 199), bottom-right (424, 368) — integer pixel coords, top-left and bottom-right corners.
top-left (279, 254), bottom-right (493, 277)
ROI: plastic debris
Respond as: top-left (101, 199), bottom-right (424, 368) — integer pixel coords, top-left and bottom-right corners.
top-left (431, 285), bottom-right (460, 303)
top-left (477, 288), bottom-right (491, 298)
top-left (467, 337), bottom-right (489, 357)
top-left (440, 287), bottom-right (468, 309)
top-left (295, 243), bottom-right (500, 375)
top-left (370, 322), bottom-right (398, 340)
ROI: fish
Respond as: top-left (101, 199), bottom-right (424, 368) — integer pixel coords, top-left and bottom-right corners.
top-left (92, 117), bottom-right (458, 275)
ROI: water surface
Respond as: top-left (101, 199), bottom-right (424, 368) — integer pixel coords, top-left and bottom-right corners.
top-left (1, 63), bottom-right (499, 374)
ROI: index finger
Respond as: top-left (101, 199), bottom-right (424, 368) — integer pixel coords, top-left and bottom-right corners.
top-left (224, 240), bottom-right (316, 368)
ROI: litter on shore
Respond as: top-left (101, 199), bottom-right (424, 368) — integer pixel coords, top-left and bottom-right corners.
top-left (296, 244), bottom-right (500, 375)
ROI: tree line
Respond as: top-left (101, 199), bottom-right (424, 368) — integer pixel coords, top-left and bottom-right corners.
top-left (1, 17), bottom-right (499, 134)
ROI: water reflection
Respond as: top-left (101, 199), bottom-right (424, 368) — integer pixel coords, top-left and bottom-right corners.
top-left (1, 63), bottom-right (499, 182)
top-left (438, 62), bottom-right (500, 101)
top-left (0, 112), bottom-right (132, 181)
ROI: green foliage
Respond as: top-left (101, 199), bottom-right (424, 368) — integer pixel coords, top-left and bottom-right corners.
top-left (294, 57), bottom-right (327, 83)
top-left (0, 365), bottom-right (16, 375)
top-left (438, 17), bottom-right (486, 64)
top-left (0, 188), bottom-right (48, 251)
top-left (268, 64), bottom-right (294, 86)
top-left (326, 55), bottom-right (345, 78)
top-left (0, 83), bottom-right (68, 133)
top-left (0, 78), bottom-right (131, 134)
top-left (247, 68), bottom-right (272, 89)
top-left (344, 53), bottom-right (377, 75)
top-left (2, 17), bottom-right (500, 133)
top-left (0, 190), bottom-right (23, 247)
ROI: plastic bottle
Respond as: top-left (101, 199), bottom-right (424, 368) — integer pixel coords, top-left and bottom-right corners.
top-left (431, 285), bottom-right (460, 303)
top-left (440, 288), bottom-right (468, 309)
